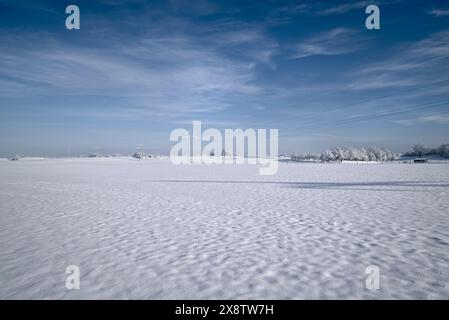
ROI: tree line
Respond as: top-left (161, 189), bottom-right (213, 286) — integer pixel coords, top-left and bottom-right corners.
top-left (292, 143), bottom-right (449, 162)
top-left (319, 147), bottom-right (399, 162)
top-left (403, 144), bottom-right (449, 159)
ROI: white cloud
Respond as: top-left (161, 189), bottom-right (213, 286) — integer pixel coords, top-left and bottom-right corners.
top-left (169, 0), bottom-right (219, 16)
top-left (317, 1), bottom-right (373, 15)
top-left (317, 0), bottom-right (401, 16)
top-left (419, 113), bottom-right (449, 124)
top-left (292, 28), bottom-right (366, 59)
top-left (0, 29), bottom-right (264, 119)
top-left (360, 30), bottom-right (449, 73)
top-left (350, 29), bottom-right (449, 91)
top-left (346, 74), bottom-right (417, 90)
top-left (428, 9), bottom-right (449, 17)
top-left (393, 113), bottom-right (449, 126)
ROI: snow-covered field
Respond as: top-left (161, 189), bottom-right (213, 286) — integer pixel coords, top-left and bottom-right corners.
top-left (1, 157), bottom-right (448, 299)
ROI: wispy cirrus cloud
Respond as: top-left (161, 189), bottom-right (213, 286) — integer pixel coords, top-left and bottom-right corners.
top-left (317, 0), bottom-right (401, 16)
top-left (317, 0), bottom-right (374, 15)
top-left (351, 29), bottom-right (449, 90)
top-left (393, 112), bottom-right (449, 126)
top-left (269, 0), bottom-right (401, 18)
top-left (270, 3), bottom-right (315, 16)
top-left (168, 0), bottom-right (219, 16)
top-left (0, 36), bottom-right (257, 117)
top-left (202, 25), bottom-right (279, 68)
top-left (0, 15), bottom-right (278, 121)
top-left (346, 74), bottom-right (417, 90)
top-left (292, 28), bottom-right (366, 59)
top-left (428, 9), bottom-right (449, 17)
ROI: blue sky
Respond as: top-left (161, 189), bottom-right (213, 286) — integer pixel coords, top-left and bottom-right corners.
top-left (0, 0), bottom-right (449, 156)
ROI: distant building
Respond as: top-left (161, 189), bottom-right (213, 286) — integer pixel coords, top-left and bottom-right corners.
top-left (414, 158), bottom-right (428, 163)
top-left (88, 153), bottom-right (102, 158)
top-left (133, 152), bottom-right (145, 159)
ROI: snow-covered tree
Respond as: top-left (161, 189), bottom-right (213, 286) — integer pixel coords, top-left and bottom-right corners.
top-left (412, 144), bottom-right (429, 157)
top-left (320, 146), bottom-right (398, 162)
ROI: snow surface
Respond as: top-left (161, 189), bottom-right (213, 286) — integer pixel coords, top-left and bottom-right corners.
top-left (0, 157), bottom-right (448, 299)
